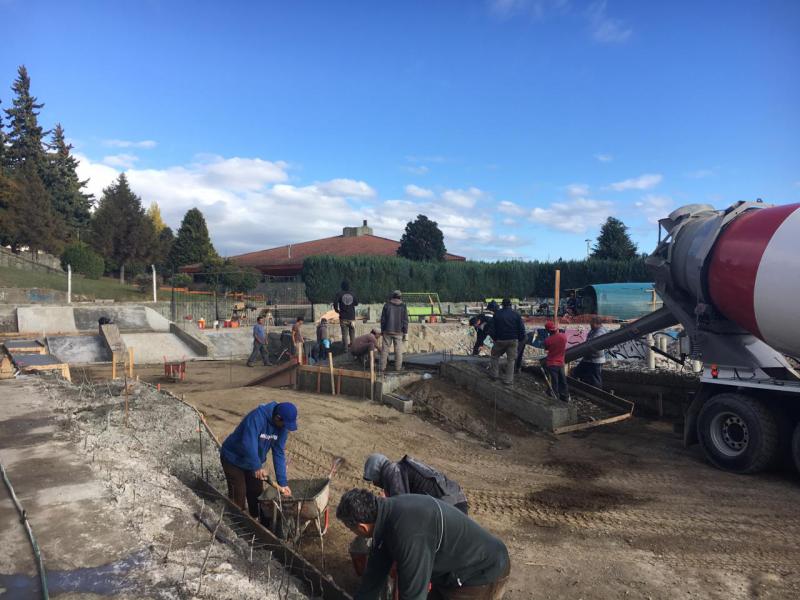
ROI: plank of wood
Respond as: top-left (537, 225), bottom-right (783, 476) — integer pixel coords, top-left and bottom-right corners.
top-left (298, 365), bottom-right (372, 380)
top-left (553, 412), bottom-right (632, 435)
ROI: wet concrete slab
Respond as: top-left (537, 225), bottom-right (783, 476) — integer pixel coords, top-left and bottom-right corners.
top-left (47, 335), bottom-right (111, 364)
top-left (0, 377), bottom-right (140, 580)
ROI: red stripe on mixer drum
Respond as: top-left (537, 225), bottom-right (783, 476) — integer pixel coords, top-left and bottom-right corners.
top-left (707, 203), bottom-right (798, 340)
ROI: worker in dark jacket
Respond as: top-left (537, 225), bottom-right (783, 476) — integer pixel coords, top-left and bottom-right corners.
top-left (220, 402), bottom-right (297, 518)
top-left (469, 315), bottom-right (492, 356)
top-left (380, 290), bottom-right (409, 372)
top-left (489, 298), bottom-right (526, 385)
top-left (337, 489), bottom-right (510, 600)
top-left (334, 280), bottom-right (359, 349)
top-left (363, 453), bottom-right (468, 514)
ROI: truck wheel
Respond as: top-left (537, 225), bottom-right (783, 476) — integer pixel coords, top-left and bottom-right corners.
top-left (792, 423), bottom-right (800, 474)
top-left (697, 393), bottom-right (778, 473)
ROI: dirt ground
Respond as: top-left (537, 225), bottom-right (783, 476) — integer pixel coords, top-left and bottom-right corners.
top-left (81, 362), bottom-right (800, 599)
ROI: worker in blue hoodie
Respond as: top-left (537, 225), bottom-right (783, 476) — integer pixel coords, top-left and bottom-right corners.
top-left (220, 402), bottom-right (297, 518)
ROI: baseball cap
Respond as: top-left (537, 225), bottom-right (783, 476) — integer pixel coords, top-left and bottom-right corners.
top-left (274, 402), bottom-right (298, 431)
top-left (545, 321), bottom-right (556, 332)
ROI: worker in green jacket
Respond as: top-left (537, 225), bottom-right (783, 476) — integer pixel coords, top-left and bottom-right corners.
top-left (337, 488), bottom-right (510, 600)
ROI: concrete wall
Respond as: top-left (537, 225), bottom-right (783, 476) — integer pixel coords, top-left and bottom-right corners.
top-left (0, 287), bottom-right (67, 305)
top-left (0, 247), bottom-right (63, 273)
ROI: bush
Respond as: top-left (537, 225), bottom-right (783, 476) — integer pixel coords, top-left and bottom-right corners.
top-left (302, 255), bottom-right (649, 303)
top-left (170, 273), bottom-right (193, 288)
top-left (61, 243), bottom-right (105, 279)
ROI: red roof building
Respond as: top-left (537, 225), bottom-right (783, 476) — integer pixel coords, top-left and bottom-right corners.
top-left (218, 221), bottom-right (465, 276)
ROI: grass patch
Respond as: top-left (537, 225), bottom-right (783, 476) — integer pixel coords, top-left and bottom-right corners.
top-left (0, 266), bottom-right (168, 302)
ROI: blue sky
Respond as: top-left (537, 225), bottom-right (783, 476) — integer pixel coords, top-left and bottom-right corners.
top-left (2, 0), bottom-right (799, 259)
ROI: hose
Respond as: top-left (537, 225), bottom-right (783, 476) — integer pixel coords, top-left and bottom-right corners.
top-left (1, 463), bottom-right (49, 599)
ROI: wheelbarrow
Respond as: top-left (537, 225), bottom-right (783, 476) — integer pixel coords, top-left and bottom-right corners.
top-left (258, 457), bottom-right (343, 547)
top-left (261, 477), bottom-right (331, 543)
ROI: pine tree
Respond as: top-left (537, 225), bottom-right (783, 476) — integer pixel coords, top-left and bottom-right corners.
top-left (45, 124), bottom-right (93, 237)
top-left (397, 214), bottom-right (447, 261)
top-left (89, 174), bottom-right (156, 282)
top-left (154, 226), bottom-right (175, 272)
top-left (590, 216), bottom-right (638, 260)
top-left (146, 201), bottom-right (167, 233)
top-left (168, 208), bottom-right (218, 269)
top-left (0, 98), bottom-right (6, 169)
top-left (4, 66), bottom-right (48, 170)
top-left (4, 163), bottom-right (65, 255)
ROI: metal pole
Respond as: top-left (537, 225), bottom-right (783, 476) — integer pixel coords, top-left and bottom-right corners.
top-left (152, 264), bottom-right (157, 303)
top-left (554, 269), bottom-right (561, 328)
top-left (67, 264), bottom-right (72, 304)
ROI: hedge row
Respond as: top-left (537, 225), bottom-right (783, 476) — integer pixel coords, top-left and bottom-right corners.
top-left (301, 255), bottom-right (649, 303)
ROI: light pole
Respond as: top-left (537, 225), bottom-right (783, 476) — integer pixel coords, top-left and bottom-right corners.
top-left (584, 239), bottom-right (591, 257)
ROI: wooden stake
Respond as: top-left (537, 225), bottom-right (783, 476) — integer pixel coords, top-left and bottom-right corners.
top-left (369, 350), bottom-right (375, 402)
top-left (111, 352), bottom-right (117, 379)
top-left (124, 373), bottom-right (129, 428)
top-left (328, 353), bottom-right (336, 396)
top-left (554, 269), bottom-right (561, 328)
top-left (296, 342), bottom-right (304, 365)
top-left (128, 347), bottom-right (134, 378)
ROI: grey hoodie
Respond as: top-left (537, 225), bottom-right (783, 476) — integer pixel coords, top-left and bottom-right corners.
top-left (380, 298), bottom-right (409, 335)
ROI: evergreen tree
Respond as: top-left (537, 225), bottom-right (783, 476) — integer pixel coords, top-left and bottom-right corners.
top-left (0, 170), bottom-right (19, 248)
top-left (397, 214), bottom-right (447, 261)
top-left (89, 174), bottom-right (156, 282)
top-left (2, 163), bottom-right (65, 255)
top-left (0, 98), bottom-right (6, 169)
top-left (168, 208), bottom-right (218, 269)
top-left (4, 66), bottom-right (48, 170)
top-left (590, 216), bottom-right (638, 260)
top-left (154, 226), bottom-right (175, 272)
top-left (147, 201), bottom-right (167, 233)
top-left (45, 124), bottom-right (92, 237)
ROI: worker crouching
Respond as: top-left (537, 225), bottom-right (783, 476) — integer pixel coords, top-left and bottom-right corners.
top-left (337, 489), bottom-right (511, 600)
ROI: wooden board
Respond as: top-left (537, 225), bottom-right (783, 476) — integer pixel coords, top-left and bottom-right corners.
top-left (298, 365), bottom-right (372, 380)
top-left (20, 362), bottom-right (71, 382)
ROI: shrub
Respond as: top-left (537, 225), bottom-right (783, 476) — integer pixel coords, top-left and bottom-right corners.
top-left (60, 242), bottom-right (105, 279)
top-left (302, 255), bottom-right (649, 303)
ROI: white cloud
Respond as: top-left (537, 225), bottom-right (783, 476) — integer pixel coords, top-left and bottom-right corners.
top-left (566, 183), bottom-right (590, 197)
top-left (594, 153), bottom-right (613, 163)
top-left (686, 168), bottom-right (715, 179)
top-left (404, 165), bottom-right (430, 175)
top-left (406, 155), bottom-right (446, 164)
top-left (73, 153), bottom-right (504, 259)
top-left (201, 156), bottom-right (289, 190)
top-left (102, 153), bottom-right (139, 169)
top-left (316, 178), bottom-right (376, 198)
top-left (635, 194), bottom-right (673, 224)
top-left (502, 217), bottom-right (518, 226)
top-left (608, 173), bottom-right (662, 191)
top-left (441, 187), bottom-right (483, 208)
top-left (75, 153), bottom-right (122, 198)
top-left (489, 0), bottom-right (569, 20)
top-left (405, 184), bottom-right (434, 199)
top-left (103, 139), bottom-right (158, 149)
top-left (530, 198), bottom-right (613, 233)
top-left (498, 200), bottom-right (525, 216)
top-left (586, 0), bottom-right (632, 43)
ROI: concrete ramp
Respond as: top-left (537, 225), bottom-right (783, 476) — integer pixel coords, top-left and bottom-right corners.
top-left (204, 329), bottom-right (255, 358)
top-left (16, 305), bottom-right (170, 334)
top-left (121, 333), bottom-right (199, 364)
top-left (17, 306), bottom-right (77, 334)
top-left (48, 335), bottom-right (112, 364)
top-left (73, 306), bottom-right (170, 332)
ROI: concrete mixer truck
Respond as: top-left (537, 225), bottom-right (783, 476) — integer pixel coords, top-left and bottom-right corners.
top-left (565, 200), bottom-right (800, 474)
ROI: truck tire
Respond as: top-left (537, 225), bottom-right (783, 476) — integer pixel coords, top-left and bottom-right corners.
top-left (697, 393), bottom-right (779, 473)
top-left (792, 422), bottom-right (800, 475)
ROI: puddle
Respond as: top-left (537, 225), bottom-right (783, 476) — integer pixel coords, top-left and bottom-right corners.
top-left (0, 549), bottom-right (149, 599)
